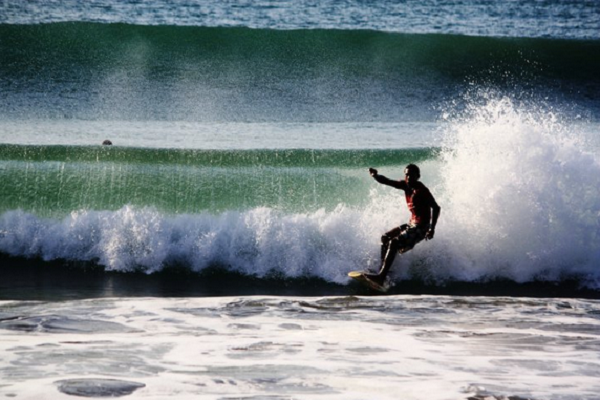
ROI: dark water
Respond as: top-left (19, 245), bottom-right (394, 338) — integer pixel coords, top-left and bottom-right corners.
top-left (2, 255), bottom-right (599, 301)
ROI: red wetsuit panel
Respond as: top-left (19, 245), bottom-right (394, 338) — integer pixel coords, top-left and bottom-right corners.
top-left (404, 181), bottom-right (434, 226)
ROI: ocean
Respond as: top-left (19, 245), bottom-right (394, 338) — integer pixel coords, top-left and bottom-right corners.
top-left (1, 0), bottom-right (600, 399)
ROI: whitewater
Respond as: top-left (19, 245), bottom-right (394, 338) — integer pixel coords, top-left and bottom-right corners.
top-left (2, 296), bottom-right (600, 400)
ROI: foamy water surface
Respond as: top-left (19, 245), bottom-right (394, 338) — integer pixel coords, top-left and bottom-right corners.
top-left (1, 295), bottom-right (599, 400)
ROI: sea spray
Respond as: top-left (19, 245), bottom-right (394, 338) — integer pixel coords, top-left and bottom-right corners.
top-left (435, 96), bottom-right (600, 286)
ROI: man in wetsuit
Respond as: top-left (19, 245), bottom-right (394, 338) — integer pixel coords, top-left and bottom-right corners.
top-left (367, 164), bottom-right (441, 286)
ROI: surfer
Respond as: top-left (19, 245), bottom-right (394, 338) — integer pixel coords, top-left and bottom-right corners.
top-left (367, 164), bottom-right (440, 286)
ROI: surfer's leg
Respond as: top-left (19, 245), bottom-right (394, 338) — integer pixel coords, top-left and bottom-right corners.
top-left (376, 237), bottom-right (401, 282)
top-left (380, 227), bottom-right (401, 263)
top-left (380, 235), bottom-right (389, 263)
top-left (370, 225), bottom-right (413, 285)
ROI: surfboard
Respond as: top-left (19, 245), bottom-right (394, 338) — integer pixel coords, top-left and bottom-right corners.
top-left (348, 271), bottom-right (388, 293)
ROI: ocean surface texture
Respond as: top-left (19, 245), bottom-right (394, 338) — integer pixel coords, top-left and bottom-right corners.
top-left (1, 0), bottom-right (600, 399)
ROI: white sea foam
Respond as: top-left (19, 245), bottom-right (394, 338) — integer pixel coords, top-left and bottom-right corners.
top-left (1, 296), bottom-right (599, 399)
top-left (433, 96), bottom-right (600, 286)
top-left (0, 204), bottom-right (383, 283)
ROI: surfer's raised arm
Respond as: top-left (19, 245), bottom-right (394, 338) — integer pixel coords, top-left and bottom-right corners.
top-left (368, 167), bottom-right (407, 190)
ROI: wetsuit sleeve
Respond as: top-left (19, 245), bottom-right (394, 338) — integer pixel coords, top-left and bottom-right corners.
top-left (420, 187), bottom-right (438, 208)
top-left (424, 187), bottom-right (441, 231)
top-left (373, 174), bottom-right (406, 190)
top-left (426, 188), bottom-right (440, 209)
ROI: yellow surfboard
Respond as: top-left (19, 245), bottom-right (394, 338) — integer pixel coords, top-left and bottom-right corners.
top-left (348, 271), bottom-right (388, 293)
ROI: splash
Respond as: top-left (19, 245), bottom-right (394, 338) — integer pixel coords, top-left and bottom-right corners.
top-left (435, 96), bottom-right (600, 286)
top-left (0, 205), bottom-right (382, 283)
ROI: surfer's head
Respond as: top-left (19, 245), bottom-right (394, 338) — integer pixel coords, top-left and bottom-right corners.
top-left (404, 164), bottom-right (420, 186)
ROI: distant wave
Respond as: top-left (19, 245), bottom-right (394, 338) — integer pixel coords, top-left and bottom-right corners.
top-left (1, 23), bottom-right (599, 121)
top-left (3, 0), bottom-right (599, 40)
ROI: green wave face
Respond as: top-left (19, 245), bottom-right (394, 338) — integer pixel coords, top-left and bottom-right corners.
top-left (0, 145), bottom-right (436, 216)
top-left (2, 23), bottom-right (598, 78)
top-left (1, 23), bottom-right (599, 121)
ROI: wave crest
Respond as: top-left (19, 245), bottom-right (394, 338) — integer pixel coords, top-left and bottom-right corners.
top-left (0, 205), bottom-right (376, 283)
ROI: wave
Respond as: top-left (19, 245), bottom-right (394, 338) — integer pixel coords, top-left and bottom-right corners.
top-left (3, 0), bottom-right (599, 40)
top-left (0, 146), bottom-right (434, 215)
top-left (435, 96), bottom-right (600, 290)
top-left (0, 205), bottom-right (372, 278)
top-left (1, 23), bottom-right (599, 121)
top-left (0, 145), bottom-right (433, 167)
top-left (2, 97), bottom-right (600, 291)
